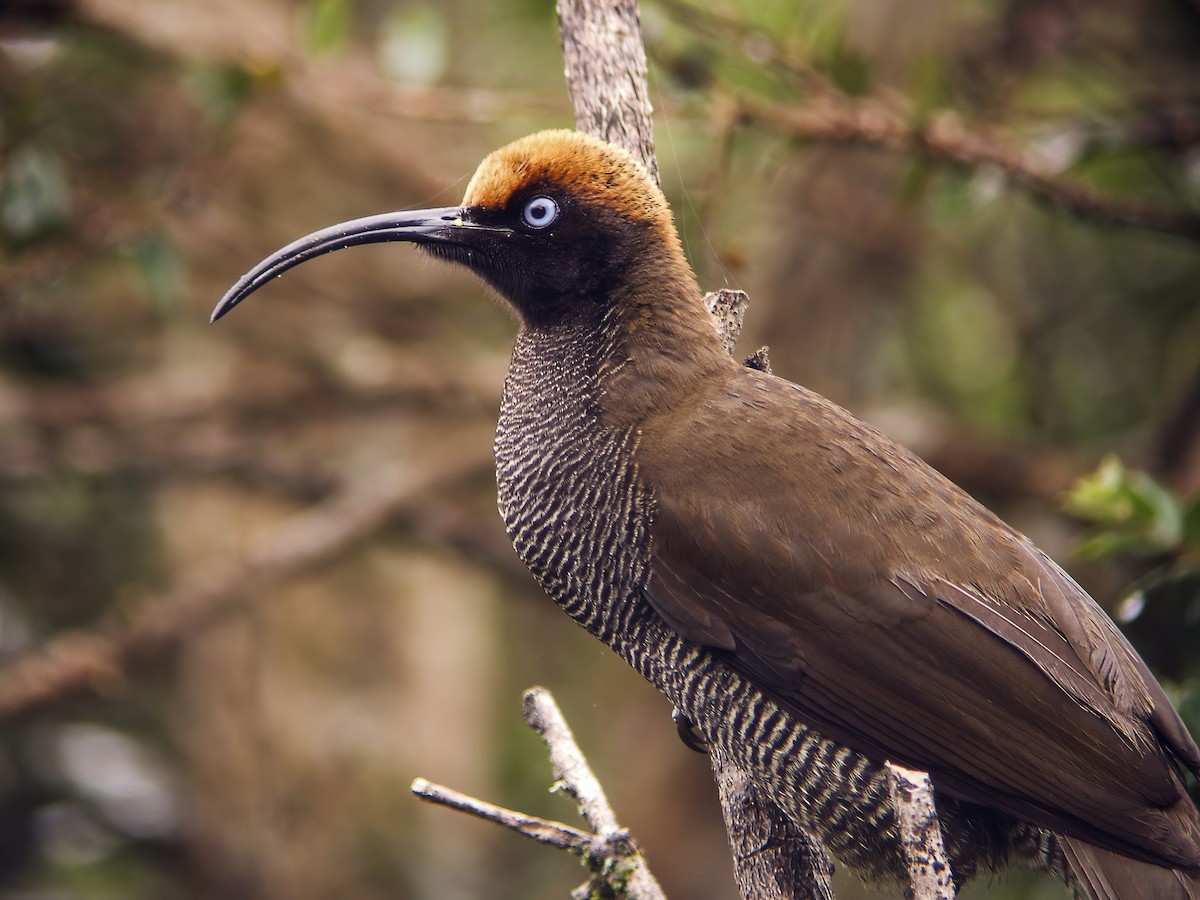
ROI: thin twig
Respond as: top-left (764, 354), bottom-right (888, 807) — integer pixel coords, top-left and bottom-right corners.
top-left (413, 689), bottom-right (667, 900)
top-left (411, 778), bottom-right (599, 852)
top-left (523, 686), bottom-right (623, 838)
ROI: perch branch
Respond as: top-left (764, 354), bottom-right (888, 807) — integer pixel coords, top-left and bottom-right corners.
top-left (886, 763), bottom-right (956, 900)
top-left (556, 3), bottom-right (957, 899)
top-left (709, 752), bottom-right (835, 900)
top-left (557, 0), bottom-right (659, 184)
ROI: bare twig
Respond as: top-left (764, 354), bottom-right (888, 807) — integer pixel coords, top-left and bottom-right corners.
top-left (411, 778), bottom-right (600, 852)
top-left (886, 763), bottom-right (956, 900)
top-left (412, 689), bottom-right (667, 900)
top-left (524, 687), bottom-right (667, 899)
top-left (523, 686), bottom-right (625, 836)
top-left (0, 450), bottom-right (490, 722)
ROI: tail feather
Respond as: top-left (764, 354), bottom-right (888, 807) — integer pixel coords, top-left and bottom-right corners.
top-left (1063, 838), bottom-right (1199, 900)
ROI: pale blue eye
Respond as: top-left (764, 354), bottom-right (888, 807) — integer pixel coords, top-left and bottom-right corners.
top-left (522, 196), bottom-right (559, 229)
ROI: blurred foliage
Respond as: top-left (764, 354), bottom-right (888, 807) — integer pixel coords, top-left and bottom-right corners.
top-left (1064, 454), bottom-right (1200, 563)
top-left (302, 0), bottom-right (354, 56)
top-left (0, 0), bottom-right (1198, 899)
top-left (0, 144), bottom-right (70, 245)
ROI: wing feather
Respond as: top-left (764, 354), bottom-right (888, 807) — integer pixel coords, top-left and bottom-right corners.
top-left (637, 368), bottom-right (1200, 868)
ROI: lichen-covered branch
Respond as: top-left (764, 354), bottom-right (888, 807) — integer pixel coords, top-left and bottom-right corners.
top-left (412, 689), bottom-right (667, 900)
top-left (524, 687), bottom-right (668, 899)
top-left (886, 763), bottom-right (956, 900)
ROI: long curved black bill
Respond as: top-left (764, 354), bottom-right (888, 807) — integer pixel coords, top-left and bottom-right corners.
top-left (210, 206), bottom-right (469, 323)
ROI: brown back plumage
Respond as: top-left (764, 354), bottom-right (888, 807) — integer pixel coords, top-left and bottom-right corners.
top-left (635, 365), bottom-right (1200, 872)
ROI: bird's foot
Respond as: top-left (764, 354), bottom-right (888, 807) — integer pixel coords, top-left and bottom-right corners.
top-left (672, 708), bottom-right (708, 753)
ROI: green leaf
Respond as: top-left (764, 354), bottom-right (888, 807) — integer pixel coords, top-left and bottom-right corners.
top-left (1063, 455), bottom-right (1188, 560)
top-left (1075, 529), bottom-right (1141, 560)
top-left (302, 0), bottom-right (352, 57)
top-left (1062, 454), bottom-right (1131, 521)
top-left (1184, 499), bottom-right (1200, 549)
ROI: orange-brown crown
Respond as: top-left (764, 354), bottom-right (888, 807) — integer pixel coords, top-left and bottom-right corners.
top-left (463, 130), bottom-right (671, 226)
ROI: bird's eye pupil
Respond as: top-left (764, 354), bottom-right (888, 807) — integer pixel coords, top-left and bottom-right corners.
top-left (522, 196), bottom-right (559, 229)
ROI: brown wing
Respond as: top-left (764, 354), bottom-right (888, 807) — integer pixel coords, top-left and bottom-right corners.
top-left (636, 367), bottom-right (1200, 869)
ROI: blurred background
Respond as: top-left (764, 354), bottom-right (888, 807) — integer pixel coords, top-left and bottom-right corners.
top-left (1, 0), bottom-right (1198, 898)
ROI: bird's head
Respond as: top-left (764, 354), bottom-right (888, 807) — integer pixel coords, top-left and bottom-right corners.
top-left (211, 130), bottom-right (695, 329)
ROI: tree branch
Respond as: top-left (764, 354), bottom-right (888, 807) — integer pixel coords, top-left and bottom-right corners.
top-left (886, 764), bottom-right (956, 900)
top-left (557, 0), bottom-right (659, 185)
top-left (412, 688), bottom-right (667, 900)
top-left (524, 687), bottom-right (668, 899)
top-left (709, 752), bottom-right (835, 900)
top-left (734, 95), bottom-right (1200, 243)
top-left (556, 3), bottom-right (841, 897)
top-left (411, 777), bottom-right (600, 853)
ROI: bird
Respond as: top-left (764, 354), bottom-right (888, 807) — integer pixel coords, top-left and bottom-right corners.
top-left (212, 129), bottom-right (1200, 899)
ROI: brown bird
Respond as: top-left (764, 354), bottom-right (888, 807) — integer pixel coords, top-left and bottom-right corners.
top-left (213, 130), bottom-right (1200, 899)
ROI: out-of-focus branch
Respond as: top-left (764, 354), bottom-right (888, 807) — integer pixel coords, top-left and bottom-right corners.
top-left (734, 96), bottom-right (1200, 242)
top-left (648, 1), bottom-right (1198, 241)
top-left (652, 0), bottom-right (830, 95)
top-left (295, 75), bottom-right (566, 127)
top-left (0, 449), bottom-right (490, 722)
top-left (412, 688), bottom-right (667, 900)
